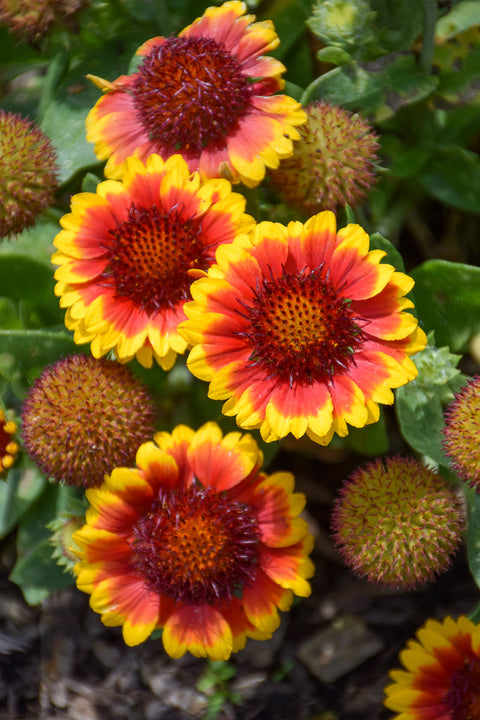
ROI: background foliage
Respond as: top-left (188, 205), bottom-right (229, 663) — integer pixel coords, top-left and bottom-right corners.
top-left (2, 0), bottom-right (480, 637)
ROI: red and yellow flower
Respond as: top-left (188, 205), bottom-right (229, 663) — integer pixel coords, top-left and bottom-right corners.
top-left (85, 1), bottom-right (306, 187)
top-left (52, 153), bottom-right (253, 369)
top-left (73, 422), bottom-right (314, 659)
top-left (179, 211), bottom-right (427, 445)
top-left (384, 615), bottom-right (480, 719)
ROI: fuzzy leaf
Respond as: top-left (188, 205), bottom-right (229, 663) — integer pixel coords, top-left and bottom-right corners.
top-left (412, 260), bottom-right (480, 351)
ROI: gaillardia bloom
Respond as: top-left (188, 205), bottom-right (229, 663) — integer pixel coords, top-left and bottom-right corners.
top-left (21, 354), bottom-right (157, 487)
top-left (443, 375), bottom-right (480, 491)
top-left (52, 153), bottom-right (253, 368)
top-left (331, 456), bottom-right (464, 589)
top-left (0, 408), bottom-right (18, 476)
top-left (0, 110), bottom-right (58, 238)
top-left (180, 211), bottom-right (426, 444)
top-left (85, 1), bottom-right (306, 187)
top-left (385, 616), bottom-right (480, 719)
top-left (269, 101), bottom-right (379, 214)
top-left (73, 422), bottom-right (314, 659)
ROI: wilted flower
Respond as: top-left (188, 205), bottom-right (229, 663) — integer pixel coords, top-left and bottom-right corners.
top-left (74, 422), bottom-right (314, 659)
top-left (180, 211), bottom-right (426, 445)
top-left (85, 1), bottom-right (306, 187)
top-left (0, 110), bottom-right (58, 238)
top-left (385, 616), bottom-right (480, 719)
top-left (21, 354), bottom-right (157, 487)
top-left (270, 101), bottom-right (379, 215)
top-left (53, 153), bottom-right (253, 369)
top-left (332, 456), bottom-right (464, 589)
top-left (443, 375), bottom-right (480, 491)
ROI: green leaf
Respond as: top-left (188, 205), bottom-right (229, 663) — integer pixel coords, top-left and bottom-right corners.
top-left (10, 538), bottom-right (75, 604)
top-left (396, 383), bottom-right (448, 465)
top-left (419, 146), bottom-right (480, 213)
top-left (302, 54), bottom-right (437, 120)
top-left (436, 0), bottom-right (480, 40)
top-left (0, 298), bottom-right (22, 330)
top-left (0, 329), bottom-right (77, 390)
top-left (316, 46), bottom-right (352, 65)
top-left (0, 465), bottom-right (46, 539)
top-left (11, 484), bottom-right (79, 603)
top-left (41, 98), bottom-right (99, 185)
top-left (370, 0), bottom-right (424, 54)
top-left (467, 489), bottom-right (480, 593)
top-left (369, 231), bottom-right (406, 272)
top-left (412, 260), bottom-right (480, 351)
top-left (386, 145), bottom-right (430, 180)
top-left (258, 0), bottom-right (310, 59)
top-left (395, 343), bottom-right (466, 464)
top-left (39, 39), bottom-right (143, 185)
top-left (346, 412), bottom-right (389, 456)
top-left (1, 216), bottom-right (60, 265)
top-left (0, 253), bottom-right (61, 327)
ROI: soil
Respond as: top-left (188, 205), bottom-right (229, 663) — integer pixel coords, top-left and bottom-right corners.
top-left (1, 438), bottom-right (478, 720)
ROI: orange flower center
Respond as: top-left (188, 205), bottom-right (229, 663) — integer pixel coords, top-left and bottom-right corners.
top-left (243, 269), bottom-right (363, 384)
top-left (104, 205), bottom-right (209, 315)
top-left (130, 484), bottom-right (261, 605)
top-left (132, 36), bottom-right (252, 154)
top-left (444, 658), bottom-right (480, 719)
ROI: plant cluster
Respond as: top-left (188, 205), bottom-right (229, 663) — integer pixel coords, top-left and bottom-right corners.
top-left (1, 0), bottom-right (480, 717)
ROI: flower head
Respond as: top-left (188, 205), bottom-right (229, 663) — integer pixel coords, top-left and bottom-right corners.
top-left (331, 456), bottom-right (464, 589)
top-left (52, 153), bottom-right (253, 369)
top-left (0, 408), bottom-right (18, 476)
top-left (443, 375), bottom-right (480, 491)
top-left (85, 1), bottom-right (306, 187)
top-left (21, 354), bottom-right (157, 487)
top-left (0, 0), bottom-right (85, 43)
top-left (385, 616), bottom-right (480, 719)
top-left (269, 101), bottom-right (379, 215)
top-left (0, 110), bottom-right (58, 238)
top-left (73, 422), bottom-right (314, 659)
top-left (180, 211), bottom-right (426, 444)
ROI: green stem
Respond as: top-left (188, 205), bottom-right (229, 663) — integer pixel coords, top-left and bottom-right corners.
top-left (419, 0), bottom-right (438, 75)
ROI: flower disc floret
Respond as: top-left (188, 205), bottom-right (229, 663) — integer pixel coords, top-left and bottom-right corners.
top-left (52, 153), bottom-right (253, 369)
top-left (331, 456), bottom-right (465, 589)
top-left (179, 211), bottom-right (426, 445)
top-left (443, 375), bottom-right (480, 491)
top-left (85, 1), bottom-right (306, 187)
top-left (73, 422), bottom-right (314, 659)
top-left (21, 354), bottom-right (157, 487)
top-left (385, 616), bottom-right (480, 720)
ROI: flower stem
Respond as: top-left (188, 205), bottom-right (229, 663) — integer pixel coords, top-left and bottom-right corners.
top-left (419, 0), bottom-right (438, 75)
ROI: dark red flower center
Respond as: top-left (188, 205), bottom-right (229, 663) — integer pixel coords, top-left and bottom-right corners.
top-left (132, 36), bottom-right (252, 155)
top-left (444, 658), bottom-right (480, 719)
top-left (130, 483), bottom-right (261, 605)
top-left (242, 269), bottom-right (363, 385)
top-left (103, 204), bottom-right (211, 315)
